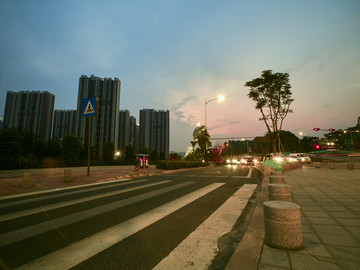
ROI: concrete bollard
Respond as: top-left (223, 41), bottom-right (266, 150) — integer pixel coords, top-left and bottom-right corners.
top-left (329, 162), bottom-right (336, 170)
top-left (347, 162), bottom-right (354, 170)
top-left (22, 173), bottom-right (33, 188)
top-left (268, 184), bottom-right (292, 202)
top-left (269, 175), bottom-right (286, 184)
top-left (315, 162), bottom-right (320, 168)
top-left (64, 169), bottom-right (72, 183)
top-left (263, 201), bottom-right (303, 250)
top-left (271, 171), bottom-right (282, 176)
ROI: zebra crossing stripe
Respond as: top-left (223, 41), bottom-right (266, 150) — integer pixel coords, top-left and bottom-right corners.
top-left (15, 182), bottom-right (224, 270)
top-left (0, 181), bottom-right (194, 247)
top-left (0, 180), bottom-right (170, 222)
top-left (153, 184), bottom-right (257, 269)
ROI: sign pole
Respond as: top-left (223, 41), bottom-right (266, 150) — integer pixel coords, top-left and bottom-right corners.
top-left (82, 96), bottom-right (97, 177)
top-left (87, 116), bottom-right (91, 176)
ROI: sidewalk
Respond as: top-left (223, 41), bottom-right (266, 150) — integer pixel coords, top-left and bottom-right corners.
top-left (227, 163), bottom-right (360, 270)
top-left (0, 165), bottom-right (167, 198)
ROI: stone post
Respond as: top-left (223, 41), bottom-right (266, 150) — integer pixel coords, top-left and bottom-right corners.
top-left (22, 173), bottom-right (33, 188)
top-left (347, 162), bottom-right (354, 170)
top-left (329, 162), bottom-right (336, 170)
top-left (268, 184), bottom-right (292, 202)
top-left (269, 175), bottom-right (286, 184)
top-left (64, 169), bottom-right (72, 183)
top-left (263, 201), bottom-right (303, 250)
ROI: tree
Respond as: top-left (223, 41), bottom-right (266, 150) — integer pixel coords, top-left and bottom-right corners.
top-left (0, 129), bottom-right (23, 169)
top-left (124, 146), bottom-right (135, 161)
top-left (245, 70), bottom-right (294, 154)
top-left (159, 151), bottom-right (166, 160)
top-left (102, 141), bottom-right (115, 164)
top-left (62, 134), bottom-right (82, 166)
top-left (193, 125), bottom-right (211, 161)
top-left (150, 150), bottom-right (159, 163)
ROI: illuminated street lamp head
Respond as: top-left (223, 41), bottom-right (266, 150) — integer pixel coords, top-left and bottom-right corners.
top-left (218, 95), bottom-right (225, 102)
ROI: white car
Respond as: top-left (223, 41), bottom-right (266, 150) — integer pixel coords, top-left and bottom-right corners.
top-left (289, 153), bottom-right (311, 163)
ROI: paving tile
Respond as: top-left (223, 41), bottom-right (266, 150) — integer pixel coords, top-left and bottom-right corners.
top-left (335, 218), bottom-right (360, 226)
top-left (312, 224), bottom-right (353, 235)
top-left (306, 217), bottom-right (339, 225)
top-left (302, 232), bottom-right (322, 244)
top-left (322, 206), bottom-right (349, 212)
top-left (329, 211), bottom-right (358, 218)
top-left (289, 253), bottom-right (341, 270)
top-left (327, 245), bottom-right (360, 270)
top-left (258, 263), bottom-right (290, 269)
top-left (259, 245), bottom-right (291, 269)
top-left (345, 226), bottom-right (360, 240)
top-left (302, 211), bottom-right (331, 218)
top-left (300, 224), bottom-right (313, 233)
top-left (296, 240), bottom-right (332, 257)
top-left (317, 233), bottom-right (360, 247)
top-left (299, 205), bottom-right (323, 211)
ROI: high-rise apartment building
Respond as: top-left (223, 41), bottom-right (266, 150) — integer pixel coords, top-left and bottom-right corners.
top-left (75, 75), bottom-right (121, 156)
top-left (3, 91), bottom-right (55, 142)
top-left (118, 110), bottom-right (130, 149)
top-left (53, 110), bottom-right (77, 139)
top-left (129, 115), bottom-right (137, 149)
top-left (139, 109), bottom-right (169, 158)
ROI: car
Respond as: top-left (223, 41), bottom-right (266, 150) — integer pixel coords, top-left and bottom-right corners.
top-left (289, 153), bottom-right (311, 163)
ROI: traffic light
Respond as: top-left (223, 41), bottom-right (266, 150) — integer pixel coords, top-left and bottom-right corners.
top-left (315, 144), bottom-right (321, 150)
top-left (313, 128), bottom-right (320, 131)
top-left (329, 128), bottom-right (335, 131)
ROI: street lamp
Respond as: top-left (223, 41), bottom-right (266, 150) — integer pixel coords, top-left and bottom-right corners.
top-left (204, 95), bottom-right (225, 128)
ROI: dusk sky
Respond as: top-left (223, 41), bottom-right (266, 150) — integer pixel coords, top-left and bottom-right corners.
top-left (1, 0), bottom-right (359, 152)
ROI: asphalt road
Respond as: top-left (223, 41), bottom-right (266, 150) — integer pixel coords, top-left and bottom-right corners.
top-left (0, 165), bottom-right (262, 270)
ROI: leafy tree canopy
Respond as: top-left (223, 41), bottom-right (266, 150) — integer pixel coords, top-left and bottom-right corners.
top-left (245, 70), bottom-right (294, 153)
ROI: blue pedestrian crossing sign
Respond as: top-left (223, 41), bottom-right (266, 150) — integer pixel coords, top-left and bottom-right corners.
top-left (82, 97), bottom-right (97, 117)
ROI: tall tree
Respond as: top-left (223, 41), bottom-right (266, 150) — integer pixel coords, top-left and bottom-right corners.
top-left (193, 125), bottom-right (211, 161)
top-left (62, 134), bottom-right (82, 166)
top-left (102, 141), bottom-right (115, 164)
top-left (245, 70), bottom-right (294, 154)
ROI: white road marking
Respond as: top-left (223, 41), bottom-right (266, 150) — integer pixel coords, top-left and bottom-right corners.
top-left (0, 181), bottom-right (194, 247)
top-left (0, 180), bottom-right (170, 222)
top-left (0, 179), bottom-right (147, 208)
top-left (154, 184), bottom-right (257, 270)
top-left (15, 183), bottom-right (224, 270)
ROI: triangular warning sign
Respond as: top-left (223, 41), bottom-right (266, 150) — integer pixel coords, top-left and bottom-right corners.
top-left (84, 101), bottom-right (95, 114)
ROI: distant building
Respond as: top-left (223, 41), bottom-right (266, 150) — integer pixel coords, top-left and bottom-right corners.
top-left (0, 116), bottom-right (3, 130)
top-left (129, 116), bottom-right (137, 149)
top-left (118, 110), bottom-right (130, 149)
top-left (139, 109), bottom-right (169, 159)
top-left (357, 116), bottom-right (360, 126)
top-left (75, 75), bottom-right (121, 156)
top-left (3, 91), bottom-right (55, 142)
top-left (53, 110), bottom-right (77, 139)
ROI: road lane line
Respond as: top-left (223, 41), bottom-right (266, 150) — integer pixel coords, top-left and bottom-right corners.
top-left (15, 183), bottom-right (224, 270)
top-left (0, 180), bottom-right (170, 222)
top-left (0, 182), bottom-right (194, 246)
top-left (153, 184), bottom-right (257, 270)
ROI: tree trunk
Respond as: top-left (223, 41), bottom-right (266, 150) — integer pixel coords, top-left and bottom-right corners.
top-left (272, 137), bottom-right (277, 154)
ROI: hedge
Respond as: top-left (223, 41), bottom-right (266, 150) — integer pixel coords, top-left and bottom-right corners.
top-left (156, 161), bottom-right (210, 170)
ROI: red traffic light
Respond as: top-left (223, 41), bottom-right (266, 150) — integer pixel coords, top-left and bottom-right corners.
top-left (313, 128), bottom-right (320, 131)
top-left (315, 144), bottom-right (320, 149)
top-left (329, 128), bottom-right (335, 131)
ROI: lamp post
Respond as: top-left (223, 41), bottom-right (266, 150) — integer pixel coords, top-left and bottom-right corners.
top-left (204, 95), bottom-right (224, 128)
